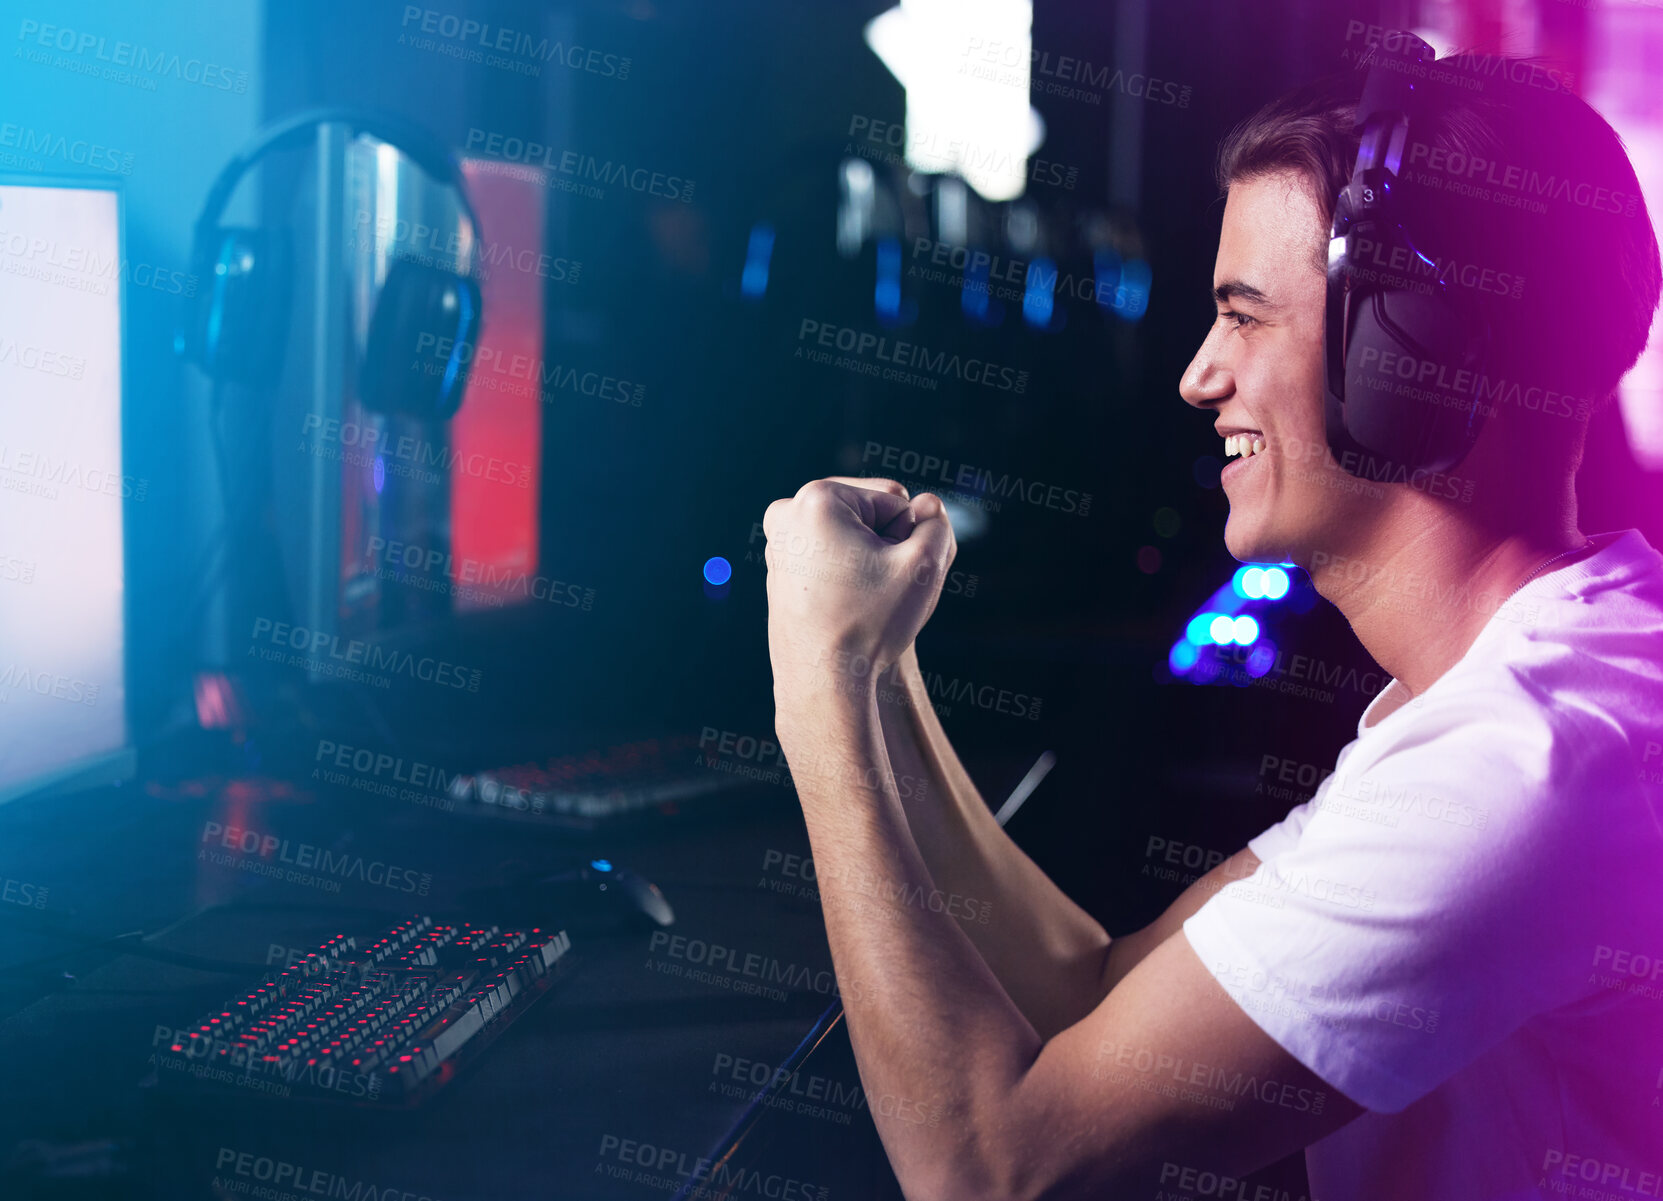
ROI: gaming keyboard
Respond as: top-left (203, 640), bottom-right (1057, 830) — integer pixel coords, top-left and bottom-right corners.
top-left (151, 916), bottom-right (571, 1105)
top-left (447, 733), bottom-right (738, 827)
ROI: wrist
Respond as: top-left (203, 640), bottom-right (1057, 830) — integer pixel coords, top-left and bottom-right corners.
top-left (774, 670), bottom-right (877, 744)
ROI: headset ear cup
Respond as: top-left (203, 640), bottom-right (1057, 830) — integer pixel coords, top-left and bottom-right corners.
top-left (185, 227), bottom-right (292, 383)
top-left (360, 258), bottom-right (483, 421)
top-left (1342, 288), bottom-right (1488, 475)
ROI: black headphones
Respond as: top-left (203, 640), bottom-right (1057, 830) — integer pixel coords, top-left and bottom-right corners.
top-left (1324, 33), bottom-right (1490, 478)
top-left (179, 107), bottom-right (484, 421)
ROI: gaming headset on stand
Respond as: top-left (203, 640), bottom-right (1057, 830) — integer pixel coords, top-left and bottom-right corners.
top-left (177, 107), bottom-right (484, 421)
top-left (1324, 33), bottom-right (1491, 478)
top-left (170, 110), bottom-right (486, 680)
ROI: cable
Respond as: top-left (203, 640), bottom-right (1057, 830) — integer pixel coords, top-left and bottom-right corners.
top-left (669, 749), bottom-right (1054, 1201)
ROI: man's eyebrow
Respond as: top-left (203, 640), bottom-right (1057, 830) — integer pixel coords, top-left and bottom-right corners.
top-left (1212, 279), bottom-right (1277, 307)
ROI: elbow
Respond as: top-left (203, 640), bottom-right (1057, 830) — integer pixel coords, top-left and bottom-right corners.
top-left (895, 1142), bottom-right (1083, 1201)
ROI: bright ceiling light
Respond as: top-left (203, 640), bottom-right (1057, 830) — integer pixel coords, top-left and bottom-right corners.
top-left (864, 0), bottom-right (1045, 202)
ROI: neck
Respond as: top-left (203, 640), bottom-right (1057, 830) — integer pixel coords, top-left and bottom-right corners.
top-left (1304, 493), bottom-right (1584, 701)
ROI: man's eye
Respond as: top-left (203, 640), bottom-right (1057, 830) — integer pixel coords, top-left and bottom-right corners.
top-left (1220, 309), bottom-right (1257, 329)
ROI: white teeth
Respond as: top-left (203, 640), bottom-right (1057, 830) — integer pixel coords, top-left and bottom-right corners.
top-left (1224, 435), bottom-right (1266, 459)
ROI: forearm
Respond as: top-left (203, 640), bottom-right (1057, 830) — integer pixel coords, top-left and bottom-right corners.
top-left (776, 685), bottom-right (1042, 1200)
top-left (873, 644), bottom-right (1111, 1037)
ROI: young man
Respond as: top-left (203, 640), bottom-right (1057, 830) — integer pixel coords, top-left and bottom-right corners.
top-left (762, 48), bottom-right (1663, 1201)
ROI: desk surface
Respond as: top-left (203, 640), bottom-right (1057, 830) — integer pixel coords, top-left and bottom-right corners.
top-left (0, 769), bottom-right (908, 1201)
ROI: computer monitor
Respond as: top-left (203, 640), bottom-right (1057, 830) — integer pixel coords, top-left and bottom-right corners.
top-left (0, 176), bottom-right (133, 802)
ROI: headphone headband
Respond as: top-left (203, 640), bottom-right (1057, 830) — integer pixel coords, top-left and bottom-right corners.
top-left (192, 107), bottom-right (482, 256)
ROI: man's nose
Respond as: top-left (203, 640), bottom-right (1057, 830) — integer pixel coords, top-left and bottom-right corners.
top-left (1179, 327), bottom-right (1232, 409)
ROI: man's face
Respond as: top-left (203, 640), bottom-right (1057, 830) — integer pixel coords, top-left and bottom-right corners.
top-left (1180, 170), bottom-right (1377, 564)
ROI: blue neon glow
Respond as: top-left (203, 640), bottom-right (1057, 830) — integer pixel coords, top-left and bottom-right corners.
top-left (1168, 640), bottom-right (1200, 674)
top-left (962, 253), bottom-right (993, 323)
top-left (1262, 567), bottom-right (1290, 600)
top-left (1232, 615), bottom-right (1260, 645)
top-left (590, 858), bottom-right (613, 872)
top-left (703, 556), bottom-right (732, 586)
top-left (1093, 248), bottom-right (1121, 312)
top-left (1023, 257), bottom-right (1056, 328)
top-left (373, 454), bottom-right (386, 494)
top-left (741, 222), bottom-right (775, 299)
top-left (1209, 615), bottom-right (1237, 645)
top-left (1186, 613), bottom-right (1217, 645)
top-left (1236, 566), bottom-right (1265, 599)
top-left (1110, 259), bottom-right (1152, 321)
top-left (875, 237), bottom-right (902, 322)
top-left (1246, 641), bottom-right (1276, 677)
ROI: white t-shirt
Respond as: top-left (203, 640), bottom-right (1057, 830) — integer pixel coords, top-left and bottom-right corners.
top-left (1183, 529), bottom-right (1663, 1201)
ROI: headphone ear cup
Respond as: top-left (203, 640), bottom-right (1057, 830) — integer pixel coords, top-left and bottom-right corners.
top-left (360, 257), bottom-right (483, 422)
top-left (184, 227), bottom-right (292, 383)
top-left (1341, 288), bottom-right (1489, 475)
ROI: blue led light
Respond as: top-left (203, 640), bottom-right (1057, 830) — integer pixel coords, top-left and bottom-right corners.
top-left (1168, 640), bottom-right (1200, 674)
top-left (1023, 257), bottom-right (1056, 327)
top-left (1209, 614), bottom-right (1237, 645)
top-left (1109, 259), bottom-right (1152, 322)
top-left (1232, 615), bottom-right (1260, 645)
top-left (1262, 567), bottom-right (1290, 600)
top-left (1186, 613), bottom-right (1216, 645)
top-left (1246, 641), bottom-right (1276, 677)
top-left (875, 237), bottom-right (902, 322)
top-left (741, 222), bottom-right (776, 299)
top-left (590, 858), bottom-right (613, 872)
top-left (373, 454), bottom-right (386, 494)
top-left (703, 556), bottom-right (732, 586)
top-left (1236, 566), bottom-right (1265, 599)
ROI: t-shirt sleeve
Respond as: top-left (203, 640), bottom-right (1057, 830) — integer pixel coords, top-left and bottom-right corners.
top-left (1182, 691), bottom-right (1643, 1114)
top-left (1246, 737), bottom-right (1369, 865)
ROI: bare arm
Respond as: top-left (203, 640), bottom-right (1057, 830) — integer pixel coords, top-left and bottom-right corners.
top-left (874, 643), bottom-right (1112, 1038)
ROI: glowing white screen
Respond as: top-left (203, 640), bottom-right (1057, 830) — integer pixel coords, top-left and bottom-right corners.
top-left (0, 182), bottom-right (128, 800)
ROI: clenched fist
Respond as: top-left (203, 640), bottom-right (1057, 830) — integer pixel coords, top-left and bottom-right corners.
top-left (762, 476), bottom-right (957, 711)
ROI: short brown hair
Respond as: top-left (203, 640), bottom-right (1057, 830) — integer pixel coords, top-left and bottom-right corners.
top-left (1217, 53), bottom-right (1660, 410)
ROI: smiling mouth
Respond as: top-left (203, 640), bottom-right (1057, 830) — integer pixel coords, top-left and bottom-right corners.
top-left (1223, 433), bottom-right (1266, 460)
